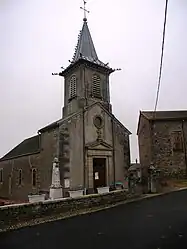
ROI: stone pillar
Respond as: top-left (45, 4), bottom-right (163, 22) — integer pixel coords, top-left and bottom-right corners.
top-left (88, 156), bottom-right (94, 192)
top-left (108, 156), bottom-right (113, 186)
top-left (85, 154), bottom-right (89, 189)
top-left (105, 156), bottom-right (109, 186)
top-left (49, 157), bottom-right (63, 200)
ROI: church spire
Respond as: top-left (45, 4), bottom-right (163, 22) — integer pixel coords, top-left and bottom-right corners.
top-left (72, 19), bottom-right (99, 63)
top-left (71, 0), bottom-right (109, 67)
top-left (59, 1), bottom-right (114, 76)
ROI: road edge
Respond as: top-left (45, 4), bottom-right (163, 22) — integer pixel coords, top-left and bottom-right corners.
top-left (1, 187), bottom-right (187, 233)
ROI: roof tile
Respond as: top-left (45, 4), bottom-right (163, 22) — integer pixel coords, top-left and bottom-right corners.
top-left (0, 135), bottom-right (40, 161)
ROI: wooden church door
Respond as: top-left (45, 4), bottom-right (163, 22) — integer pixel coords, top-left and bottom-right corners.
top-left (93, 158), bottom-right (106, 192)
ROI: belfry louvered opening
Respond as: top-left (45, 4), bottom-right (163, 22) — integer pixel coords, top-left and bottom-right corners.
top-left (92, 74), bottom-right (101, 98)
top-left (69, 75), bottom-right (77, 100)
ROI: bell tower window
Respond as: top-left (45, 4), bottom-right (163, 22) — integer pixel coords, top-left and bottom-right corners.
top-left (69, 75), bottom-right (77, 100)
top-left (92, 74), bottom-right (101, 99)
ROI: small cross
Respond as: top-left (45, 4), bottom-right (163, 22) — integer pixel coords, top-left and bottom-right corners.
top-left (80, 0), bottom-right (90, 20)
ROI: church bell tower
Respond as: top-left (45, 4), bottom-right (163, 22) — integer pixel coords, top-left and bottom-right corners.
top-left (59, 5), bottom-right (115, 118)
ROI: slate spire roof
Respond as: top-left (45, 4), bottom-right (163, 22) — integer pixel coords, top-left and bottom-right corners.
top-left (71, 18), bottom-right (109, 68)
top-left (72, 18), bottom-right (98, 62)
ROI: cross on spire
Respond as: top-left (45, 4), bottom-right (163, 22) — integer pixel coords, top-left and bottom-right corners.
top-left (80, 0), bottom-right (89, 21)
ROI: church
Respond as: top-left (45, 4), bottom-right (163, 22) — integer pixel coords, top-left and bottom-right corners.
top-left (0, 16), bottom-right (131, 201)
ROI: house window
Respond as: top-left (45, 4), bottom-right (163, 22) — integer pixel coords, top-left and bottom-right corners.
top-left (18, 169), bottom-right (22, 185)
top-left (69, 75), bottom-right (77, 100)
top-left (171, 131), bottom-right (183, 152)
top-left (32, 168), bottom-right (37, 187)
top-left (92, 74), bottom-right (101, 98)
top-left (0, 169), bottom-right (3, 183)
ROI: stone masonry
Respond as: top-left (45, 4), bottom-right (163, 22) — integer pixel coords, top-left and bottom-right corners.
top-left (0, 17), bottom-right (131, 202)
top-left (137, 111), bottom-right (187, 190)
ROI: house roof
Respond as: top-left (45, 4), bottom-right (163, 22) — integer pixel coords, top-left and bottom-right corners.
top-left (141, 110), bottom-right (187, 120)
top-left (0, 135), bottom-right (40, 161)
top-left (137, 110), bottom-right (187, 135)
top-left (129, 163), bottom-right (141, 171)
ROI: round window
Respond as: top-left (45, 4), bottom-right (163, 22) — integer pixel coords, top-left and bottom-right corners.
top-left (94, 116), bottom-right (103, 129)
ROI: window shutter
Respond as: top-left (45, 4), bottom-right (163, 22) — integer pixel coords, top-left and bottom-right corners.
top-left (172, 131), bottom-right (183, 152)
top-left (69, 75), bottom-right (77, 100)
top-left (92, 74), bottom-right (101, 98)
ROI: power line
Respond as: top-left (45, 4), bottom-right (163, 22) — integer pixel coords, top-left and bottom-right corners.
top-left (154, 0), bottom-right (169, 115)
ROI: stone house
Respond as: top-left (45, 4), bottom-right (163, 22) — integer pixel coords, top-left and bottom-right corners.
top-left (137, 111), bottom-right (187, 183)
top-left (0, 17), bottom-right (131, 201)
top-left (128, 160), bottom-right (141, 180)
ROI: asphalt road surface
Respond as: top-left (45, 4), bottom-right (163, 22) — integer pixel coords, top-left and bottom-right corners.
top-left (1, 190), bottom-right (187, 249)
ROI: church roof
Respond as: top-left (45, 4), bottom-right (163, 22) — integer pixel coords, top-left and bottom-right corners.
top-left (0, 135), bottom-right (40, 161)
top-left (38, 120), bottom-right (60, 133)
top-left (141, 110), bottom-right (187, 120)
top-left (38, 112), bottom-right (80, 133)
top-left (61, 19), bottom-right (113, 75)
top-left (72, 19), bottom-right (99, 63)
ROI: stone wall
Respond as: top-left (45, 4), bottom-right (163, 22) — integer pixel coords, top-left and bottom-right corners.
top-left (68, 112), bottom-right (84, 189)
top-left (0, 190), bottom-right (140, 231)
top-left (113, 121), bottom-right (130, 183)
top-left (138, 116), bottom-right (187, 191)
top-left (40, 128), bottom-right (59, 192)
top-left (138, 115), bottom-right (152, 175)
top-left (0, 153), bottom-right (41, 201)
top-left (151, 120), bottom-right (187, 177)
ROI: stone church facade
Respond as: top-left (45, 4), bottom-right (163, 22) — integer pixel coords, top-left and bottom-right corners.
top-left (0, 17), bottom-right (131, 201)
top-left (137, 111), bottom-right (187, 182)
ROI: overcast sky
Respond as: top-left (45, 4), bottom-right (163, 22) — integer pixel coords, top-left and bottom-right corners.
top-left (0, 0), bottom-right (186, 162)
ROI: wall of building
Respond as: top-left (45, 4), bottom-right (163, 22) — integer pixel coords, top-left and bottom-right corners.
top-left (113, 121), bottom-right (129, 184)
top-left (151, 120), bottom-right (187, 177)
top-left (0, 153), bottom-right (40, 201)
top-left (84, 66), bottom-right (110, 103)
top-left (84, 103), bottom-right (130, 187)
top-left (63, 65), bottom-right (82, 107)
top-left (62, 64), bottom-right (112, 118)
top-left (138, 115), bottom-right (152, 177)
top-left (68, 112), bottom-right (84, 189)
top-left (103, 111), bottom-right (113, 146)
top-left (84, 104), bottom-right (113, 146)
top-left (40, 128), bottom-right (59, 192)
top-left (58, 122), bottom-right (70, 193)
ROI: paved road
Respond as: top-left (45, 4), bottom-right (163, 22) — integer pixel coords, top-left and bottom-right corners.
top-left (1, 190), bottom-right (187, 249)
